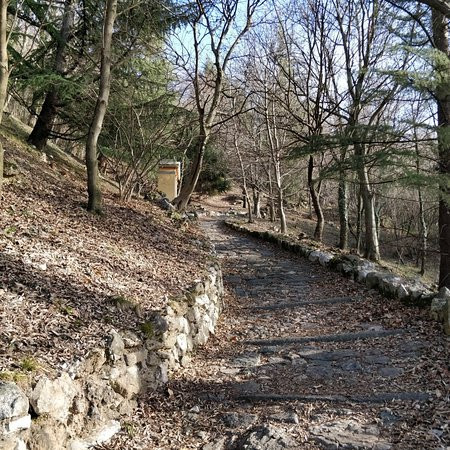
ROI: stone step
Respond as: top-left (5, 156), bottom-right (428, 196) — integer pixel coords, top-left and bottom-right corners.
top-left (249, 296), bottom-right (355, 311)
top-left (237, 391), bottom-right (430, 404)
top-left (245, 329), bottom-right (405, 346)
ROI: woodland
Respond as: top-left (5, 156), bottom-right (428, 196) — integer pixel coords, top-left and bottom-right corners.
top-left (0, 0), bottom-right (449, 289)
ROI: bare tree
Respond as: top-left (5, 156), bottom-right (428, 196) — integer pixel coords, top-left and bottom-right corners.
top-left (0, 0), bottom-right (9, 191)
top-left (171, 0), bottom-right (264, 211)
top-left (85, 0), bottom-right (118, 213)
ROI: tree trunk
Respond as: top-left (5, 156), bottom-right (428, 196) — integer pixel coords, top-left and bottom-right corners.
top-left (173, 132), bottom-right (208, 211)
top-left (278, 188), bottom-right (287, 234)
top-left (356, 191), bottom-right (363, 254)
top-left (433, 8), bottom-right (450, 289)
top-left (338, 150), bottom-right (349, 249)
top-left (28, 0), bottom-right (74, 150)
top-left (268, 168), bottom-right (276, 222)
top-left (85, 0), bottom-right (117, 213)
top-left (308, 155), bottom-right (324, 241)
top-left (253, 188), bottom-right (261, 218)
top-left (418, 186), bottom-right (428, 275)
top-left (0, 0), bottom-right (8, 192)
top-left (355, 143), bottom-right (380, 261)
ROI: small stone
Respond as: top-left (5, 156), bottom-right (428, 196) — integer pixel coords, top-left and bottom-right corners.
top-left (379, 409), bottom-right (400, 427)
top-left (0, 382), bottom-right (29, 421)
top-left (107, 331), bottom-right (125, 362)
top-left (222, 412), bottom-right (258, 428)
top-left (235, 425), bottom-right (297, 449)
top-left (30, 373), bottom-right (78, 423)
top-left (310, 419), bottom-right (391, 450)
top-left (5, 414), bottom-right (31, 434)
top-left (202, 437), bottom-right (227, 450)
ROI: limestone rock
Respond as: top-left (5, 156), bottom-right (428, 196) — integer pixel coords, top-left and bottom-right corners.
top-left (366, 272), bottom-right (383, 289)
top-left (110, 365), bottom-right (141, 399)
top-left (379, 275), bottom-right (403, 298)
top-left (0, 382), bottom-right (29, 421)
top-left (308, 251), bottom-right (321, 263)
top-left (107, 331), bottom-right (125, 362)
top-left (4, 414), bottom-right (31, 434)
top-left (310, 419), bottom-right (391, 449)
top-left (397, 284), bottom-right (410, 301)
top-left (29, 425), bottom-right (67, 450)
top-left (121, 331), bottom-right (142, 348)
top-left (318, 252), bottom-right (334, 267)
top-left (0, 437), bottom-right (27, 450)
top-left (203, 436), bottom-right (228, 450)
top-left (30, 373), bottom-right (78, 423)
top-left (431, 297), bottom-right (447, 322)
top-left (124, 349), bottom-right (147, 366)
top-left (235, 425), bottom-right (298, 449)
top-left (222, 412), bottom-right (258, 428)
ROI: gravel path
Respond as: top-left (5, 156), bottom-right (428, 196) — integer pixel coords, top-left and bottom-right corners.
top-left (108, 219), bottom-right (449, 449)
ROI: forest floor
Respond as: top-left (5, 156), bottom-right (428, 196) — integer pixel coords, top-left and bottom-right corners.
top-left (0, 118), bottom-right (209, 380)
top-left (105, 199), bottom-right (449, 449)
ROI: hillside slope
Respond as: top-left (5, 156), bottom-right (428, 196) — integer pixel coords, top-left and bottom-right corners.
top-left (0, 119), bottom-right (210, 377)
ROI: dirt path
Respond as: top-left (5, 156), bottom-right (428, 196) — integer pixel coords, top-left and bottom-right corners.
top-left (109, 219), bottom-right (449, 449)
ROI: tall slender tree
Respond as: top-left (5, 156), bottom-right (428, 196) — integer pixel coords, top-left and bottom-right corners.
top-left (85, 0), bottom-right (117, 213)
top-left (0, 0), bottom-right (9, 191)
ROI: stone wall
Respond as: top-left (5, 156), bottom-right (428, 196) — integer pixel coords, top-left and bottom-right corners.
top-left (225, 221), bottom-right (450, 335)
top-left (0, 263), bottom-right (224, 450)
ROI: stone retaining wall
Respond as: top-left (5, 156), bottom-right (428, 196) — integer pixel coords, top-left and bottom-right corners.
top-left (226, 221), bottom-right (450, 335)
top-left (0, 263), bottom-right (224, 450)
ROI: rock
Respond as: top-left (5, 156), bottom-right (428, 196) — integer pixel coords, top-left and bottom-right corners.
top-left (310, 419), bottom-right (391, 450)
top-left (30, 373), bottom-right (78, 423)
top-left (222, 412), bottom-right (258, 428)
top-left (81, 349), bottom-right (106, 375)
top-left (107, 331), bottom-right (125, 362)
top-left (29, 425), bottom-right (67, 450)
top-left (87, 420), bottom-right (121, 446)
top-left (268, 410), bottom-right (299, 424)
top-left (233, 352), bottom-right (261, 368)
top-left (121, 331), bottom-right (142, 348)
top-left (379, 276), bottom-right (403, 298)
top-left (379, 409), bottom-right (400, 427)
top-left (318, 252), bottom-right (334, 267)
top-left (366, 272), bottom-right (383, 289)
top-left (356, 269), bottom-right (371, 283)
top-left (158, 197), bottom-right (175, 211)
top-left (4, 414), bottom-right (31, 434)
top-left (176, 334), bottom-right (188, 355)
top-left (444, 301), bottom-right (450, 336)
top-left (397, 284), bottom-right (410, 301)
top-left (0, 436), bottom-right (22, 450)
top-left (430, 297), bottom-right (447, 321)
top-left (202, 436), bottom-right (228, 450)
top-left (235, 425), bottom-right (297, 449)
top-left (124, 349), bottom-right (147, 366)
top-left (110, 366), bottom-right (141, 399)
top-left (308, 251), bottom-right (321, 263)
top-left (0, 382), bottom-right (29, 421)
